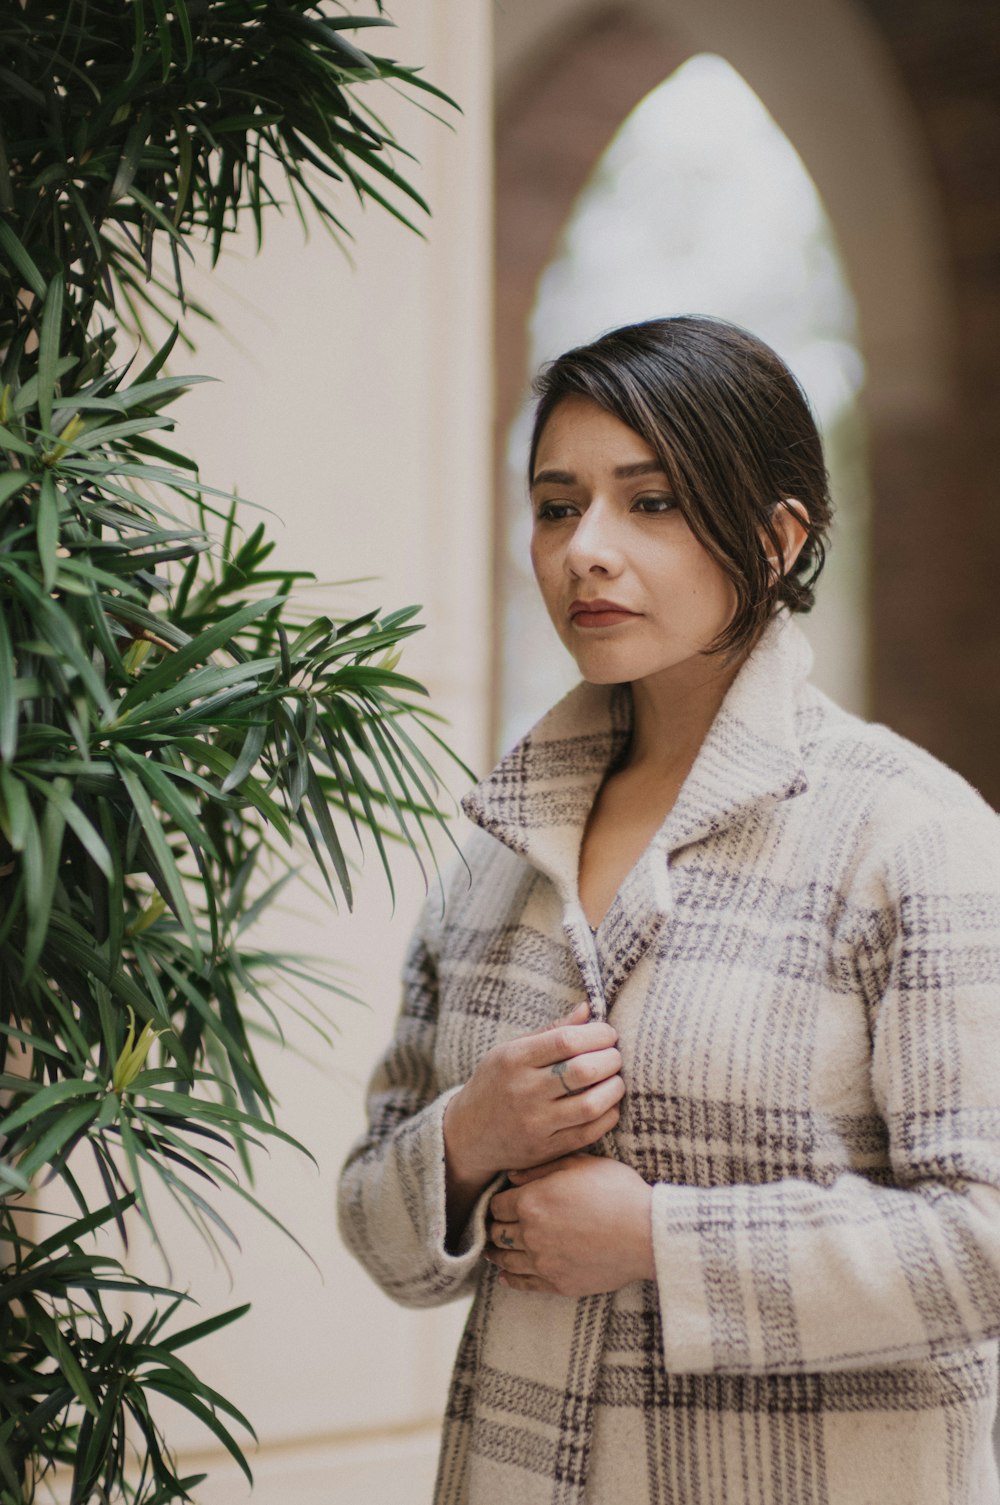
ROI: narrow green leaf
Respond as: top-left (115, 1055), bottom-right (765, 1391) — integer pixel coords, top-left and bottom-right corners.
top-left (142, 1380), bottom-right (253, 1484)
top-left (0, 599), bottom-right (17, 759)
top-left (96, 796), bottom-right (126, 973)
top-left (129, 1112), bottom-right (317, 1265)
top-left (178, 739), bottom-right (292, 842)
top-left (37, 471), bottom-right (59, 591)
top-left (110, 111), bottom-right (151, 203)
top-left (66, 181), bottom-right (103, 261)
top-left (62, 414), bottom-right (174, 452)
top-left (115, 746), bottom-right (218, 862)
top-left (12, 354), bottom-right (76, 415)
top-left (15, 802), bottom-right (43, 964)
top-left (139, 1356), bottom-right (255, 1434)
top-left (0, 219), bottom-right (46, 299)
top-left (114, 659), bottom-right (275, 729)
top-left (16, 1100), bottom-right (100, 1182)
top-left (22, 774), bottom-right (66, 977)
top-left (158, 1303), bottom-right (251, 1353)
top-left (220, 717), bottom-right (269, 793)
top-left (133, 323), bottom-right (180, 385)
top-left (0, 422), bottom-right (35, 456)
top-left (29, 1305), bottom-right (100, 1418)
top-left (150, 0), bottom-right (173, 76)
top-left (305, 761), bottom-right (352, 905)
top-left (0, 469), bottom-right (30, 505)
top-left (115, 595), bottom-right (285, 713)
top-left (140, 1088), bottom-right (313, 1161)
top-left (0, 1021), bottom-right (72, 1062)
top-left (0, 1076), bottom-right (102, 1139)
top-left (44, 913), bottom-right (187, 1076)
top-left (22, 773), bottom-right (113, 879)
top-left (0, 1437), bottom-right (22, 1493)
top-left (117, 1113), bottom-right (157, 1241)
top-left (305, 15), bottom-right (394, 30)
top-left (0, 1161), bottom-right (30, 1194)
top-left (0, 764), bottom-right (33, 850)
top-left (117, 760), bottom-right (203, 957)
top-left (26, 1195), bottom-right (136, 1265)
top-left (37, 273), bottom-right (65, 433)
top-left (151, 961), bottom-right (267, 1099)
top-left (283, 11), bottom-right (377, 71)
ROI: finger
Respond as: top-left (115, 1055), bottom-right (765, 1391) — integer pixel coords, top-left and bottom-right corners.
top-left (507, 1156), bottom-right (580, 1184)
top-left (556, 1001), bottom-right (592, 1026)
top-left (490, 1187), bottom-right (519, 1221)
top-left (553, 1070), bottom-right (625, 1128)
top-left (484, 1245), bottom-right (533, 1277)
top-left (487, 1220), bottom-right (521, 1251)
top-left (553, 1101), bottom-right (623, 1154)
top-left (498, 1272), bottom-right (553, 1294)
top-left (546, 1045), bottom-right (621, 1098)
top-left (525, 1020), bottom-right (618, 1068)
top-left (526, 1001), bottom-right (590, 1036)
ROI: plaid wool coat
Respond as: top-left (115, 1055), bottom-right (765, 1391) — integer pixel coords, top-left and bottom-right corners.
top-left (338, 612), bottom-right (1000, 1504)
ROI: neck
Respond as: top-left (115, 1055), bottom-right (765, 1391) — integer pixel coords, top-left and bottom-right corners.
top-left (623, 648), bottom-right (747, 779)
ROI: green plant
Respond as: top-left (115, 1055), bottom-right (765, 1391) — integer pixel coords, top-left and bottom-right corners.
top-left (0, 4), bottom-right (460, 1499)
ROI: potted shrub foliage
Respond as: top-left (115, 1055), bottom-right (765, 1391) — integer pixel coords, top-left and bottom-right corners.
top-left (0, 3), bottom-right (459, 1499)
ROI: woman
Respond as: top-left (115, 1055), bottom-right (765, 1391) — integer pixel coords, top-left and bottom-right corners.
top-left (338, 316), bottom-right (1000, 1504)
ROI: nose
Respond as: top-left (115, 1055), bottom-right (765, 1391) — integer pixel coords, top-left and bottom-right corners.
top-left (564, 501), bottom-right (624, 578)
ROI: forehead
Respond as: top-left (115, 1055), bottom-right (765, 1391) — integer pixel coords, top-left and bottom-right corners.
top-left (533, 395), bottom-right (659, 473)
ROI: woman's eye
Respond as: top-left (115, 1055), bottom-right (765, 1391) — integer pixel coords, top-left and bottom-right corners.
top-left (632, 494), bottom-right (676, 513)
top-left (535, 501), bottom-right (577, 521)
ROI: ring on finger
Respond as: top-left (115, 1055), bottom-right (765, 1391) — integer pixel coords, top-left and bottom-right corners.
top-left (550, 1060), bottom-right (580, 1097)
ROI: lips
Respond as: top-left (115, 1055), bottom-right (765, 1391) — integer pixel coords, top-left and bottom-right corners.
top-left (569, 599), bottom-right (640, 629)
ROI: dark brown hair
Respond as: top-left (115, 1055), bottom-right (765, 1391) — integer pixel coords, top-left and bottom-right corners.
top-left (527, 315), bottom-right (832, 657)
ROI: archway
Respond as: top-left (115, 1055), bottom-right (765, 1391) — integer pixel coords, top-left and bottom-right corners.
top-left (493, 0), bottom-right (957, 768)
top-left (496, 52), bottom-right (869, 749)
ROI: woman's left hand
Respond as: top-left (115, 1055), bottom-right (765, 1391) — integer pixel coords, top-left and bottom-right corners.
top-left (485, 1155), bottom-right (655, 1297)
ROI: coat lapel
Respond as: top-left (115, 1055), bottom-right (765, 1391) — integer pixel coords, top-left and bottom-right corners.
top-left (654, 610), bottom-right (812, 858)
top-left (461, 679), bottom-right (632, 905)
top-left (462, 613), bottom-right (813, 1010)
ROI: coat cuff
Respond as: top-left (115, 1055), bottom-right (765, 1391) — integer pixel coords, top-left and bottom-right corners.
top-left (650, 1180), bottom-right (758, 1374)
top-left (434, 1085), bottom-right (506, 1265)
top-left (340, 1084), bottom-right (503, 1307)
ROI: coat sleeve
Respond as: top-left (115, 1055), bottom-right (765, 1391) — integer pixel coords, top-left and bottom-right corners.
top-left (651, 804), bottom-right (1000, 1374)
top-left (336, 889), bottom-right (499, 1309)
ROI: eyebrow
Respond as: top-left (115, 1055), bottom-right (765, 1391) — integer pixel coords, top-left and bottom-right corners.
top-left (530, 460), bottom-right (667, 488)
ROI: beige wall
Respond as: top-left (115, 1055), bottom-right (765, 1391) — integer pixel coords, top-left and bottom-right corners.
top-left (121, 4), bottom-right (494, 1499)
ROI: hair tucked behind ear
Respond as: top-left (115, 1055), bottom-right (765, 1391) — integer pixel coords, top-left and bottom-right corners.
top-left (528, 315), bottom-right (833, 658)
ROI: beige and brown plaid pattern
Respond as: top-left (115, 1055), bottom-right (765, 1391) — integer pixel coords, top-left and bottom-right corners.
top-left (338, 612), bottom-right (1000, 1504)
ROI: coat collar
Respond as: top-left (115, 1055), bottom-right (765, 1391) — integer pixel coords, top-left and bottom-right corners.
top-left (462, 611), bottom-right (813, 912)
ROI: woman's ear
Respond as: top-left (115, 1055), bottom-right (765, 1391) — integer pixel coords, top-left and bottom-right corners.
top-left (765, 498), bottom-right (810, 577)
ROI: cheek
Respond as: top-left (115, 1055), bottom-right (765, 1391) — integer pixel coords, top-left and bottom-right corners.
top-left (529, 533), bottom-right (555, 594)
top-left (678, 545), bottom-right (736, 620)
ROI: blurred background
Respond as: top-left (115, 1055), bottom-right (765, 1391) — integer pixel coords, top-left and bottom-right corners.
top-left (141, 1), bottom-right (999, 1498)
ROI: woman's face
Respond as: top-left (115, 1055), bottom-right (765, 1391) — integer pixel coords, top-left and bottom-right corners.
top-left (529, 395), bottom-right (738, 687)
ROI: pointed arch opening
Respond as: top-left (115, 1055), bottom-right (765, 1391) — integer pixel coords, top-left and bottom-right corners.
top-left (497, 54), bottom-right (869, 750)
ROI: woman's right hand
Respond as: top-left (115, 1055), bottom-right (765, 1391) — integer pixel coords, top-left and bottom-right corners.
top-left (442, 1002), bottom-right (624, 1224)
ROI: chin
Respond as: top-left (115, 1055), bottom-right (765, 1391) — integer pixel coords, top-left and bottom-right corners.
top-left (577, 664), bottom-right (631, 686)
top-left (572, 645), bottom-right (708, 687)
top-left (571, 650), bottom-right (650, 685)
